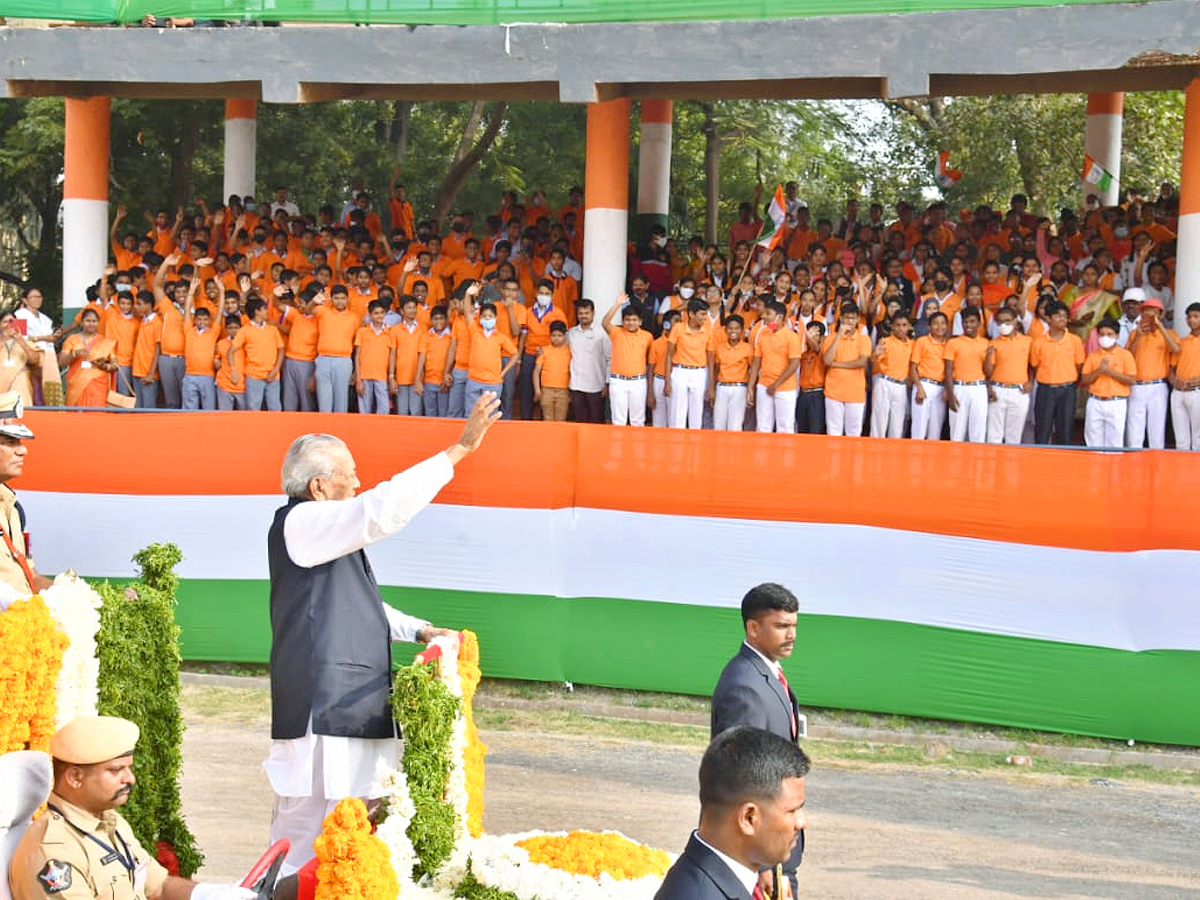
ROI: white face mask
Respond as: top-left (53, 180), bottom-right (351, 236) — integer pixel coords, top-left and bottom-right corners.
top-left (535, 294), bottom-right (552, 307)
top-left (481, 317), bottom-right (497, 332)
top-left (653, 235), bottom-right (667, 248)
top-left (1098, 334), bottom-right (1117, 349)
top-left (679, 287), bottom-right (694, 299)
top-left (663, 322), bottom-right (673, 333)
top-left (998, 322), bottom-right (1015, 336)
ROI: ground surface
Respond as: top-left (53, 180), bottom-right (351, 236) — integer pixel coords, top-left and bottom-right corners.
top-left (179, 688), bottom-right (1200, 899)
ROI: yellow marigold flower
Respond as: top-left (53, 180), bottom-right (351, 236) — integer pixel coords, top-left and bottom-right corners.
top-left (517, 831), bottom-right (672, 881)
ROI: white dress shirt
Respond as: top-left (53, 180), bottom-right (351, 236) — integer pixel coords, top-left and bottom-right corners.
top-left (693, 831), bottom-right (759, 898)
top-left (265, 451), bottom-right (454, 799)
top-left (567, 323), bottom-right (611, 393)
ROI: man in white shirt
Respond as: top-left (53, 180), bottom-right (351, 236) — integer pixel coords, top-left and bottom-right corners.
top-left (566, 299), bottom-right (611, 423)
top-left (269, 186), bottom-right (300, 220)
top-left (264, 393), bottom-right (501, 874)
top-left (654, 727), bottom-right (809, 900)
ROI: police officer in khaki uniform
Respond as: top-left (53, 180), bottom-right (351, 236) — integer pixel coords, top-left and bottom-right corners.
top-left (8, 717), bottom-right (254, 900)
top-left (0, 390), bottom-right (50, 608)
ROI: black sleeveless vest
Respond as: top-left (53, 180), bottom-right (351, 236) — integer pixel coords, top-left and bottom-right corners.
top-left (267, 498), bottom-right (395, 740)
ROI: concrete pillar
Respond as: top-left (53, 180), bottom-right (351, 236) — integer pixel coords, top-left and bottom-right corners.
top-left (634, 99), bottom-right (672, 246)
top-left (583, 98), bottom-right (630, 307)
top-left (223, 99), bottom-right (257, 201)
top-left (1175, 81), bottom-right (1200, 327)
top-left (1084, 92), bottom-right (1123, 207)
top-left (62, 97), bottom-right (110, 312)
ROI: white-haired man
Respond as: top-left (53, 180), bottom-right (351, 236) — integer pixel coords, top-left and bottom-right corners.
top-left (265, 392), bottom-right (501, 873)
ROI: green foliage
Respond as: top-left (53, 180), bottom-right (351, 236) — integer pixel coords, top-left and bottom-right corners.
top-left (454, 860), bottom-right (524, 900)
top-left (94, 542), bottom-right (202, 877)
top-left (391, 659), bottom-right (460, 879)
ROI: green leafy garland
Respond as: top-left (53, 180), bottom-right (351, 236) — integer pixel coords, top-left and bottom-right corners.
top-left (94, 543), bottom-right (203, 876)
top-left (391, 658), bottom-right (460, 880)
top-left (454, 860), bottom-right (522, 900)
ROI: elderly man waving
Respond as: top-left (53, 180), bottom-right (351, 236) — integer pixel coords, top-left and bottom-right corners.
top-left (264, 392), bottom-right (501, 874)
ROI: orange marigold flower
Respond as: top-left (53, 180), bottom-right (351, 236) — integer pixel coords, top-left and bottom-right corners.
top-left (517, 831), bottom-right (672, 881)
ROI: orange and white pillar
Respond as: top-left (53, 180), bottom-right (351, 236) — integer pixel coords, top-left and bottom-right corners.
top-left (223, 99), bottom-right (257, 201)
top-left (635, 99), bottom-right (672, 246)
top-left (583, 98), bottom-right (631, 307)
top-left (63, 97), bottom-right (110, 312)
top-left (1084, 92), bottom-right (1124, 207)
top-left (1175, 81), bottom-right (1200, 327)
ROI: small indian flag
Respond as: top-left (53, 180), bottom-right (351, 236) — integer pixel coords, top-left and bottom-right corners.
top-left (935, 151), bottom-right (962, 188)
top-left (1081, 154), bottom-right (1114, 192)
top-left (757, 184), bottom-right (787, 252)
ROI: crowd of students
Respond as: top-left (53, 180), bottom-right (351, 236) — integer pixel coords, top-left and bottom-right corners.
top-left (47, 178), bottom-right (1200, 450)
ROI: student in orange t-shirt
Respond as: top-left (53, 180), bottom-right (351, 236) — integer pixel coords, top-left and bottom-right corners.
top-left (180, 289), bottom-right (219, 410)
top-left (909, 311), bottom-right (951, 440)
top-left (707, 315), bottom-right (754, 432)
top-left (314, 284), bottom-right (360, 413)
top-left (984, 305), bottom-right (1034, 444)
top-left (665, 299), bottom-right (711, 429)
top-left (1030, 301), bottom-right (1085, 445)
top-left (105, 291), bottom-right (141, 398)
top-left (648, 309), bottom-right (679, 427)
top-left (533, 320), bottom-right (572, 422)
top-left (389, 296), bottom-right (425, 416)
top-left (821, 302), bottom-right (872, 436)
top-left (869, 311), bottom-right (912, 439)
top-left (1081, 317), bottom-right (1137, 448)
top-left (415, 304), bottom-right (455, 417)
top-left (601, 294), bottom-right (654, 426)
top-left (1169, 302), bottom-right (1200, 450)
top-left (354, 299), bottom-right (395, 415)
top-left (230, 297), bottom-right (285, 411)
top-left (131, 291), bottom-right (162, 409)
top-left (279, 285), bottom-right (321, 411)
top-left (796, 320), bottom-right (827, 434)
top-left (748, 301), bottom-right (803, 434)
top-left (944, 307), bottom-right (990, 443)
top-left (518, 281), bottom-right (569, 420)
top-left (464, 295), bottom-right (518, 415)
top-left (1124, 296), bottom-right (1179, 449)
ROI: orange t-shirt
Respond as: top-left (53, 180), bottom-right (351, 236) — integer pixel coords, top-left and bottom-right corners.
top-left (537, 342), bottom-right (571, 389)
top-left (1171, 333), bottom-right (1200, 381)
top-left (216, 336), bottom-right (243, 393)
top-left (315, 306), bottom-right (360, 358)
top-left (451, 316), bottom-right (472, 368)
top-left (183, 322), bottom-right (220, 376)
top-left (668, 323), bottom-right (711, 368)
top-left (610, 328), bottom-right (654, 378)
top-left (754, 327), bottom-right (802, 391)
top-left (232, 322), bottom-right (284, 379)
top-left (988, 334), bottom-right (1032, 385)
top-left (282, 308), bottom-right (319, 362)
top-left (493, 302), bottom-right (529, 342)
top-left (346, 286), bottom-right (379, 320)
top-left (105, 309), bottom-right (140, 367)
top-left (798, 347), bottom-right (826, 390)
top-left (945, 334), bottom-right (989, 382)
top-left (1126, 327), bottom-right (1176, 381)
top-left (525, 305), bottom-right (569, 352)
top-left (391, 320), bottom-right (423, 385)
top-left (874, 335), bottom-right (912, 380)
top-left (420, 328), bottom-right (454, 385)
top-left (448, 258), bottom-right (486, 290)
top-left (714, 338), bottom-right (755, 384)
top-left (910, 335), bottom-right (948, 382)
top-left (649, 335), bottom-right (669, 377)
top-left (156, 298), bottom-right (186, 356)
top-left (1030, 332), bottom-right (1085, 385)
top-left (467, 325), bottom-right (517, 384)
top-left (821, 331), bottom-right (872, 402)
top-left (1083, 347), bottom-right (1136, 398)
top-left (132, 315), bottom-right (163, 379)
top-left (354, 325), bottom-right (394, 382)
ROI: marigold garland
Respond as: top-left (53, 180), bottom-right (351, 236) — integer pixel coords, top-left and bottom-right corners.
top-left (516, 831), bottom-right (672, 881)
top-left (0, 596), bottom-right (68, 754)
top-left (314, 798), bottom-right (399, 900)
top-left (457, 630), bottom-right (487, 839)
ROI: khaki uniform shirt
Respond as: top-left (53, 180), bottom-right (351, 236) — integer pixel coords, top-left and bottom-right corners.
top-left (0, 482), bottom-right (32, 596)
top-left (8, 794), bottom-right (168, 900)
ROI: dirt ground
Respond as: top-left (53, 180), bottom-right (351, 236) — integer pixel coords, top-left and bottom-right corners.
top-left (180, 703), bottom-right (1200, 899)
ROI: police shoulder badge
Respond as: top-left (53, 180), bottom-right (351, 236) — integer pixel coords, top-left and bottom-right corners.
top-left (37, 859), bottom-right (73, 894)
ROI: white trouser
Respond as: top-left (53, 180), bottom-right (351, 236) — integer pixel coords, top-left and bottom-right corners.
top-left (651, 374), bottom-right (669, 426)
top-left (870, 377), bottom-right (908, 438)
top-left (1171, 389), bottom-right (1200, 451)
top-left (609, 375), bottom-right (647, 426)
top-left (910, 379), bottom-right (947, 440)
top-left (986, 384), bottom-right (1030, 444)
top-left (825, 399), bottom-right (865, 436)
top-left (1125, 381), bottom-right (1168, 449)
top-left (1084, 396), bottom-right (1128, 448)
top-left (669, 366), bottom-right (706, 429)
top-left (949, 382), bottom-right (988, 443)
top-left (755, 384), bottom-right (797, 433)
top-left (713, 383), bottom-right (748, 431)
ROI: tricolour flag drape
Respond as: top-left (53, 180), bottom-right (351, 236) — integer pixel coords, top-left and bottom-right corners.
top-left (756, 184), bottom-right (787, 251)
top-left (1082, 154), bottom-right (1115, 192)
top-left (935, 151), bottom-right (962, 188)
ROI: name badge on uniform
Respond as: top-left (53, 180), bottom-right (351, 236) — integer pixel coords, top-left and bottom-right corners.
top-left (134, 860), bottom-right (149, 894)
top-left (81, 360), bottom-right (93, 369)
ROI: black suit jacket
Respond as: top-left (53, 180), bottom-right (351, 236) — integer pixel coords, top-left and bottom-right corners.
top-left (711, 643), bottom-right (798, 742)
top-left (655, 833), bottom-right (751, 900)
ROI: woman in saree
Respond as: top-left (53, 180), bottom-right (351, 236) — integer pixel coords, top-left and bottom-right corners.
top-left (58, 307), bottom-right (117, 407)
top-left (0, 310), bottom-right (42, 407)
top-left (1067, 263), bottom-right (1121, 353)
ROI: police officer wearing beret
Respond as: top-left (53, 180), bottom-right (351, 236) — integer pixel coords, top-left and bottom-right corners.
top-left (8, 717), bottom-right (253, 900)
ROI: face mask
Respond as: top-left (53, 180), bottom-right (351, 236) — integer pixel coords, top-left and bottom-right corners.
top-left (254, 233), bottom-right (267, 243)
top-left (481, 318), bottom-right (497, 333)
top-left (998, 322), bottom-right (1014, 336)
top-left (536, 294), bottom-right (552, 307)
top-left (663, 322), bottom-right (673, 333)
top-left (116, 283), bottom-right (132, 293)
top-left (767, 321), bottom-right (779, 332)
top-left (245, 201), bottom-right (258, 213)
top-left (653, 235), bottom-right (667, 248)
top-left (452, 223), bottom-right (466, 234)
top-left (679, 287), bottom-right (694, 299)
top-left (1114, 226), bottom-right (1129, 238)
top-left (934, 280), bottom-right (950, 292)
top-left (1098, 334), bottom-right (1117, 349)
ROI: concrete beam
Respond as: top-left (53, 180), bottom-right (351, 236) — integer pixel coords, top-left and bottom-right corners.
top-left (0, 0), bottom-right (1198, 103)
